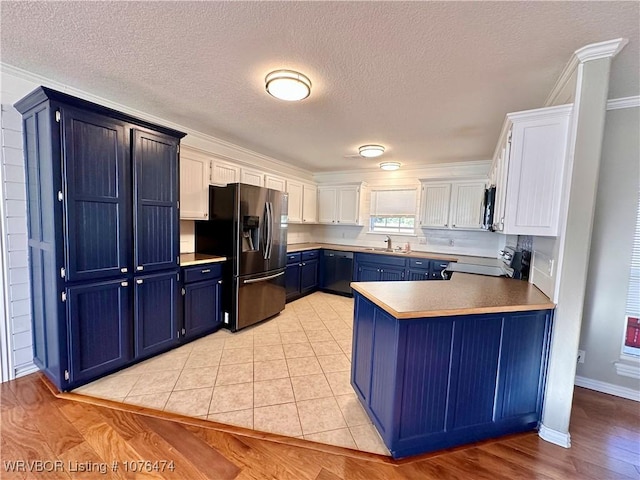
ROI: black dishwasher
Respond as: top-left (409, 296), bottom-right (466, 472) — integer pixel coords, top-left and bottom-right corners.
top-left (320, 250), bottom-right (354, 296)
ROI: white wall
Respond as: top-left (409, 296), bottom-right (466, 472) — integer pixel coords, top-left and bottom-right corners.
top-left (0, 73), bottom-right (40, 379)
top-left (576, 105), bottom-right (640, 394)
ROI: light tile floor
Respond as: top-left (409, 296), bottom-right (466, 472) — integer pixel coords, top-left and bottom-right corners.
top-left (74, 292), bottom-right (389, 455)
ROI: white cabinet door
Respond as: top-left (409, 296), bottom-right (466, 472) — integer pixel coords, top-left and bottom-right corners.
top-left (450, 182), bottom-right (485, 230)
top-left (180, 152), bottom-right (209, 220)
top-left (286, 180), bottom-right (303, 223)
top-left (317, 187), bottom-right (337, 224)
top-left (419, 183), bottom-right (451, 228)
top-left (265, 174), bottom-right (286, 191)
top-left (302, 183), bottom-right (317, 223)
top-left (336, 186), bottom-right (360, 225)
top-left (240, 167), bottom-right (264, 187)
top-left (503, 105), bottom-right (571, 236)
top-left (211, 160), bottom-right (239, 186)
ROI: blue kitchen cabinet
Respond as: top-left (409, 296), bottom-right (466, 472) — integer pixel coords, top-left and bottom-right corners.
top-left (300, 250), bottom-right (319, 295)
top-left (134, 271), bottom-right (181, 359)
top-left (61, 107), bottom-right (131, 282)
top-left (351, 293), bottom-right (553, 458)
top-left (15, 87), bottom-right (185, 391)
top-left (66, 279), bottom-right (133, 385)
top-left (285, 252), bottom-right (302, 301)
top-left (182, 263), bottom-right (223, 340)
top-left (133, 129), bottom-right (180, 274)
top-left (286, 250), bottom-right (319, 301)
top-left (355, 253), bottom-right (454, 282)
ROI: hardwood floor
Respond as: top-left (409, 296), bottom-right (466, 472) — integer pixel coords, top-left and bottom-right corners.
top-left (1, 373), bottom-right (638, 479)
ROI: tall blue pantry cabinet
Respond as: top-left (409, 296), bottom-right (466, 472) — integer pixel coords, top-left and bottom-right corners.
top-left (15, 87), bottom-right (186, 391)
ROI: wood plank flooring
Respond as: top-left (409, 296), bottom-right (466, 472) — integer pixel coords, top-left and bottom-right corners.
top-left (1, 373), bottom-right (638, 479)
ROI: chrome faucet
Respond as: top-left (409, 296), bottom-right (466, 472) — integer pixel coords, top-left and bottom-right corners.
top-left (384, 236), bottom-right (392, 251)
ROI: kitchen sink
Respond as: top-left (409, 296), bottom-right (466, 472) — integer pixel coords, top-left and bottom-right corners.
top-left (363, 247), bottom-right (410, 254)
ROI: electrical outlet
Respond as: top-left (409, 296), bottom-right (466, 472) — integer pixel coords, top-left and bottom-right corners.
top-left (449, 239), bottom-right (454, 246)
top-left (418, 237), bottom-right (426, 244)
top-left (341, 232), bottom-right (345, 238)
top-left (577, 350), bottom-right (585, 364)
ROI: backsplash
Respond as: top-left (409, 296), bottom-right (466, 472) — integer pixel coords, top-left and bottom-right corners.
top-left (181, 220), bottom-right (506, 258)
top-left (311, 224), bottom-right (505, 258)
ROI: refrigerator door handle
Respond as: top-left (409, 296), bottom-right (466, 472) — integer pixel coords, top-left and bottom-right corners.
top-left (263, 202), bottom-right (271, 260)
top-left (268, 201), bottom-right (274, 259)
top-left (243, 271), bottom-right (284, 284)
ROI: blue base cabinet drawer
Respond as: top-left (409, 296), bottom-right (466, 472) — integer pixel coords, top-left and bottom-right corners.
top-left (183, 263), bottom-right (223, 283)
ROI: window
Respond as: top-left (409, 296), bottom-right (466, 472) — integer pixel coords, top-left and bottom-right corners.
top-left (369, 189), bottom-right (417, 234)
top-left (622, 191), bottom-right (640, 357)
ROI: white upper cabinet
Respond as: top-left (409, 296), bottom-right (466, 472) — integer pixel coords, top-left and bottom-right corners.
top-left (419, 180), bottom-right (486, 230)
top-left (302, 183), bottom-right (318, 223)
top-left (265, 174), bottom-right (286, 191)
top-left (493, 104), bottom-right (572, 236)
top-left (317, 183), bottom-right (366, 225)
top-left (179, 147), bottom-right (210, 220)
top-left (449, 182), bottom-right (486, 230)
top-left (210, 158), bottom-right (239, 186)
top-left (419, 183), bottom-right (451, 228)
top-left (286, 180), bottom-right (303, 222)
top-left (287, 180), bottom-right (317, 223)
top-left (240, 167), bottom-right (264, 187)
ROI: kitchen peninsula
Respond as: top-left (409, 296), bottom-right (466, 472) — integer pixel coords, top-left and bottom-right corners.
top-left (350, 274), bottom-right (555, 458)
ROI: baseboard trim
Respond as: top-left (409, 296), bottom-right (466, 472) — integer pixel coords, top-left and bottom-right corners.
top-left (15, 362), bottom-right (38, 378)
top-left (538, 424), bottom-right (571, 448)
top-left (575, 376), bottom-right (640, 402)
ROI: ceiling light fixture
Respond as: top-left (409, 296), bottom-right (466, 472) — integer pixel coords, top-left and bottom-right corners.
top-left (379, 161), bottom-right (401, 171)
top-left (265, 70), bottom-right (311, 101)
top-left (359, 144), bottom-right (385, 158)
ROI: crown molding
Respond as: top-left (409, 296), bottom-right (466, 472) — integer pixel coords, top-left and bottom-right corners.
top-left (574, 38), bottom-right (629, 63)
top-left (607, 96), bottom-right (640, 111)
top-left (0, 63), bottom-right (315, 181)
top-left (545, 38), bottom-right (629, 107)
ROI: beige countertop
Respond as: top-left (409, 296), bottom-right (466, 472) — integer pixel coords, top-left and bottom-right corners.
top-left (351, 273), bottom-right (555, 319)
top-left (180, 253), bottom-right (226, 267)
top-left (286, 242), bottom-right (502, 266)
top-left (286, 242), bottom-right (461, 262)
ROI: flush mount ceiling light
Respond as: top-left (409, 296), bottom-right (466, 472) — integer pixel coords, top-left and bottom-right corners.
top-left (265, 70), bottom-right (311, 101)
top-left (379, 161), bottom-right (401, 171)
top-left (358, 144), bottom-right (385, 158)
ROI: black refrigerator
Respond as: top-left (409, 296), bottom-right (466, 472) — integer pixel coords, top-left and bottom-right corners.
top-left (195, 183), bottom-right (288, 331)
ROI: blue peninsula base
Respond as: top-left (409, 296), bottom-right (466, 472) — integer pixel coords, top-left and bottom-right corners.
top-left (351, 293), bottom-right (554, 459)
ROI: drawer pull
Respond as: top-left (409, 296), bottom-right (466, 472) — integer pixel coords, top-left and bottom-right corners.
top-left (415, 261), bottom-right (423, 265)
top-left (136, 279), bottom-right (143, 284)
top-left (201, 269), bottom-right (211, 274)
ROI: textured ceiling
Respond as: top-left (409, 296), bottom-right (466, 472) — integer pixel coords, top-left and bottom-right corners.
top-left (1, 1), bottom-right (638, 173)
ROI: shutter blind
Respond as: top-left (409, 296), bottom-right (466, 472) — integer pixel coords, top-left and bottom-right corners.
top-left (370, 189), bottom-right (417, 216)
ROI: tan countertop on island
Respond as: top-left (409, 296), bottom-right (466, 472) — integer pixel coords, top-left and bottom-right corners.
top-left (351, 273), bottom-right (555, 319)
top-left (180, 253), bottom-right (226, 267)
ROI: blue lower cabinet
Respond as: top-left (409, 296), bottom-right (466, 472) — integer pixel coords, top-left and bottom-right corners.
top-left (351, 293), bottom-right (553, 458)
top-left (285, 250), bottom-right (318, 301)
top-left (354, 253), bottom-right (451, 282)
top-left (134, 271), bottom-right (180, 359)
top-left (300, 259), bottom-right (319, 294)
top-left (406, 268), bottom-right (430, 281)
top-left (285, 262), bottom-right (301, 300)
top-left (67, 279), bottom-right (133, 386)
top-left (183, 278), bottom-right (222, 340)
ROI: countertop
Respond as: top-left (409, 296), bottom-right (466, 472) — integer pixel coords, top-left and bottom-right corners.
top-left (286, 242), bottom-right (502, 266)
top-left (351, 273), bottom-right (555, 319)
top-left (180, 253), bottom-right (226, 267)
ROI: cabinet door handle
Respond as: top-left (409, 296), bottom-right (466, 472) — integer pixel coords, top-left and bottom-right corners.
top-left (201, 269), bottom-right (211, 274)
top-left (121, 281), bottom-right (128, 287)
top-left (136, 279), bottom-right (143, 284)
top-left (136, 266), bottom-right (144, 271)
top-left (218, 280), bottom-right (222, 284)
top-left (120, 267), bottom-right (128, 273)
